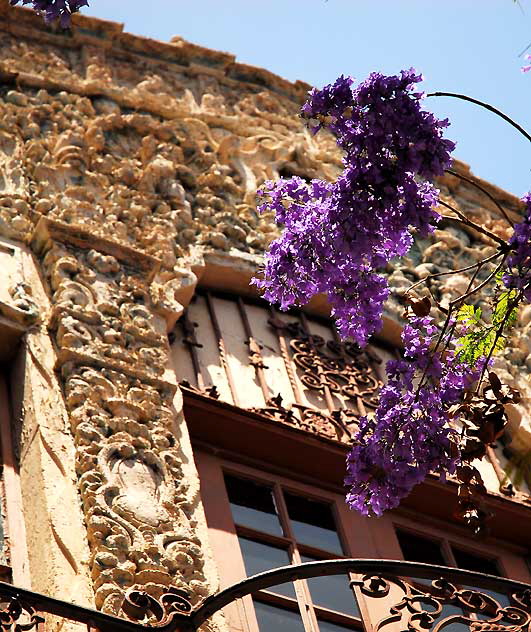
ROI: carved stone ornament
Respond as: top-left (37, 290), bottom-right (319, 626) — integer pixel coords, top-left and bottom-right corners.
top-left (27, 219), bottom-right (211, 618)
top-left (0, 1), bottom-right (531, 619)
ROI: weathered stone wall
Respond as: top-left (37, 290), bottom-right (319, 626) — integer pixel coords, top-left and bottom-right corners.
top-left (0, 0), bottom-right (528, 620)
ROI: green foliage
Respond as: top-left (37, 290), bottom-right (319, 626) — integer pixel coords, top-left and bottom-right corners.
top-left (456, 287), bottom-right (518, 365)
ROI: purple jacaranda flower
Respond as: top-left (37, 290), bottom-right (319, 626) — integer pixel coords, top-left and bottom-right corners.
top-left (253, 70), bottom-right (455, 345)
top-left (10, 0), bottom-right (88, 26)
top-left (503, 193), bottom-right (531, 301)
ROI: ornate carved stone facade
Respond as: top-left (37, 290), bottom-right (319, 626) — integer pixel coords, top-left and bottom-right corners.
top-left (0, 1), bottom-right (530, 626)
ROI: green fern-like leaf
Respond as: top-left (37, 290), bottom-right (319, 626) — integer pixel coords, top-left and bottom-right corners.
top-left (455, 289), bottom-right (518, 366)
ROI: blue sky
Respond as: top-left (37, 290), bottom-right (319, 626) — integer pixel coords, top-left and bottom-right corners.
top-left (83, 1), bottom-right (531, 197)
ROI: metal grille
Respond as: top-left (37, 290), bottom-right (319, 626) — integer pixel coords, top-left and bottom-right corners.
top-left (171, 289), bottom-right (394, 444)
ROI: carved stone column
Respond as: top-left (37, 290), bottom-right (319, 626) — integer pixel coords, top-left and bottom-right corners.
top-left (32, 218), bottom-right (210, 616)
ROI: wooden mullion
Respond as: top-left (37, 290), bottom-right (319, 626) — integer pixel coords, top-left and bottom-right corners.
top-left (313, 603), bottom-right (363, 628)
top-left (273, 483), bottom-right (296, 548)
top-left (274, 484), bottom-right (321, 632)
top-left (442, 539), bottom-right (457, 567)
top-left (254, 590), bottom-right (300, 610)
top-left (235, 524), bottom-right (292, 549)
top-left (298, 543), bottom-right (347, 561)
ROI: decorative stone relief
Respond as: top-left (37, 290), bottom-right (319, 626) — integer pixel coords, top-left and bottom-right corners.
top-left (31, 219), bottom-right (210, 616)
top-left (0, 0), bottom-right (529, 617)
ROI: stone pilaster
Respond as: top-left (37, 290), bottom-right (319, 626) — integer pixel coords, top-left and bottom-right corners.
top-left (32, 218), bottom-right (210, 616)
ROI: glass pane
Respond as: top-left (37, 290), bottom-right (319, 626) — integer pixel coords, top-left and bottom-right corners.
top-left (318, 620), bottom-right (357, 632)
top-left (239, 537), bottom-right (295, 597)
top-left (254, 600), bottom-right (305, 632)
top-left (225, 474), bottom-right (283, 536)
top-left (452, 550), bottom-right (506, 623)
top-left (284, 492), bottom-right (343, 554)
top-left (429, 604), bottom-right (470, 632)
top-left (451, 548), bottom-right (500, 576)
top-left (461, 585), bottom-right (510, 620)
top-left (396, 529), bottom-right (447, 566)
top-left (302, 555), bottom-right (359, 617)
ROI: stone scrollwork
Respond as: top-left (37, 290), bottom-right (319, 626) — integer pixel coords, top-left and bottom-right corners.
top-left (31, 218), bottom-right (211, 618)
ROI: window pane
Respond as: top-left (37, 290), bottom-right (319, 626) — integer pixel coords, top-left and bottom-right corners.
top-left (451, 548), bottom-right (500, 576)
top-left (225, 474), bottom-right (283, 535)
top-left (461, 585), bottom-right (510, 619)
top-left (254, 600), bottom-right (305, 632)
top-left (284, 492), bottom-right (343, 554)
top-left (430, 604), bottom-right (471, 632)
top-left (396, 529), bottom-right (447, 566)
top-left (301, 555), bottom-right (359, 617)
top-left (238, 537), bottom-right (295, 597)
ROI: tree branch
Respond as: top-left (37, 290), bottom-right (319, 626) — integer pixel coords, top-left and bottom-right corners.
top-left (439, 200), bottom-right (507, 246)
top-left (444, 168), bottom-right (515, 227)
top-left (428, 92), bottom-right (531, 143)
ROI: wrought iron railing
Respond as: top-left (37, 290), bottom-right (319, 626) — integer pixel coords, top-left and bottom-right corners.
top-left (3, 560), bottom-right (531, 632)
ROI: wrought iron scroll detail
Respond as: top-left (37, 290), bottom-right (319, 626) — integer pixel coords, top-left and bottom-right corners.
top-left (1, 560), bottom-right (531, 632)
top-left (122, 588), bottom-right (192, 625)
top-left (252, 394), bottom-right (361, 443)
top-left (0, 595), bottom-right (44, 632)
top-left (177, 297), bottom-right (384, 445)
top-left (267, 316), bottom-right (382, 407)
top-left (354, 574), bottom-right (531, 632)
top-left (263, 313), bottom-right (383, 442)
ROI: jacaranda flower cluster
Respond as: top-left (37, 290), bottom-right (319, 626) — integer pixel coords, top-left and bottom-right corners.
top-left (9, 0), bottom-right (87, 26)
top-left (345, 316), bottom-right (480, 516)
top-left (503, 193), bottom-right (531, 301)
top-left (255, 70), bottom-right (529, 520)
top-left (253, 70), bottom-right (455, 346)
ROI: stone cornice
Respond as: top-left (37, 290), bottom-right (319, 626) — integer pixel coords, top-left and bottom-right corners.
top-left (0, 0), bottom-right (311, 104)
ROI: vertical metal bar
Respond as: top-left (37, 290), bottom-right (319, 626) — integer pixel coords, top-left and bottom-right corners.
top-left (181, 309), bottom-right (206, 392)
top-left (205, 292), bottom-right (240, 407)
top-left (299, 312), bottom-right (336, 414)
top-left (236, 297), bottom-right (270, 404)
top-left (268, 306), bottom-right (304, 406)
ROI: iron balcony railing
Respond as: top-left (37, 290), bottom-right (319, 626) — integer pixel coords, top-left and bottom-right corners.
top-left (3, 559), bottom-right (531, 632)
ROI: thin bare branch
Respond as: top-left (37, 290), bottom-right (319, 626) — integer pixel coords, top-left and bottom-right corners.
top-left (439, 200), bottom-right (507, 247)
top-left (445, 168), bottom-right (515, 227)
top-left (428, 92), bottom-right (531, 143)
top-left (406, 250), bottom-right (503, 294)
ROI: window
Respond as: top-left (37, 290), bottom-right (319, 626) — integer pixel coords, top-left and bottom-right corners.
top-left (395, 526), bottom-right (511, 624)
top-left (172, 289), bottom-right (393, 447)
top-left (196, 451), bottom-right (531, 632)
top-left (395, 528), bottom-right (502, 575)
top-left (224, 472), bottom-right (361, 632)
